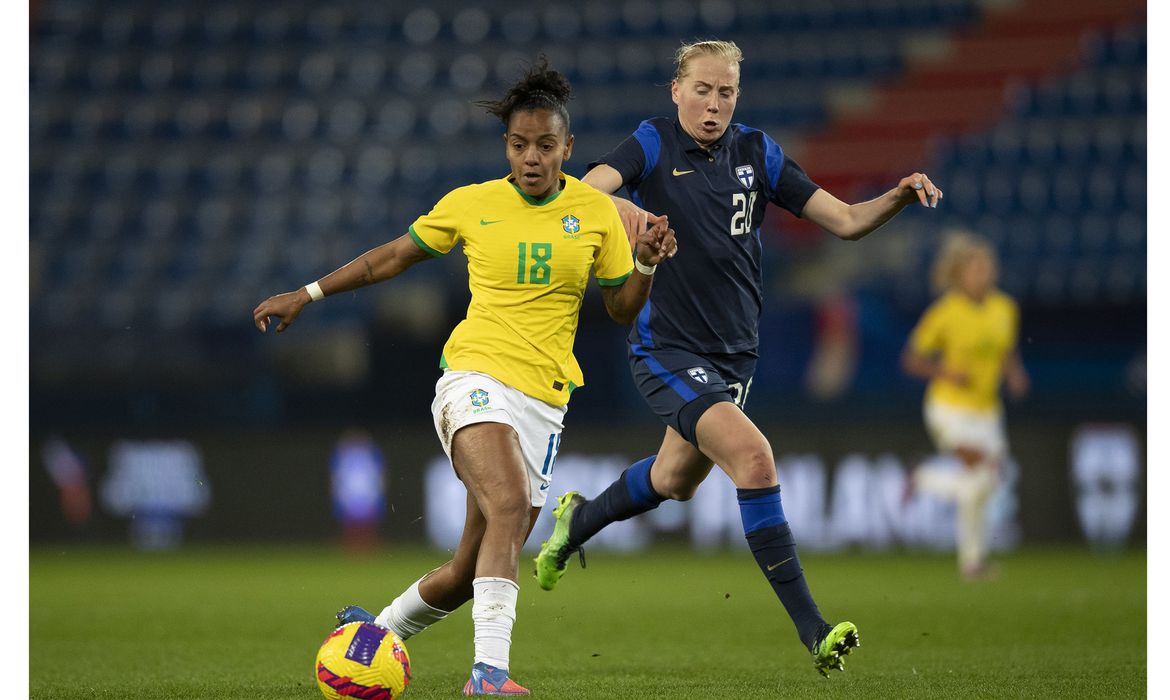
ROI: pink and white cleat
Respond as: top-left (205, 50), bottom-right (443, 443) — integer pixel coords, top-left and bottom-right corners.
top-left (462, 662), bottom-right (530, 696)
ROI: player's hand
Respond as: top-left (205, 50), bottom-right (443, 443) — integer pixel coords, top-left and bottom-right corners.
top-left (612, 195), bottom-right (668, 250)
top-left (634, 218), bottom-right (676, 266)
top-left (897, 173), bottom-right (943, 208)
top-left (1006, 366), bottom-right (1030, 399)
top-left (941, 369), bottom-right (970, 388)
top-left (253, 289), bottom-right (311, 333)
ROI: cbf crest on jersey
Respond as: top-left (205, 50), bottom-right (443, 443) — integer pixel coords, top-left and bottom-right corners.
top-left (469, 388), bottom-right (490, 407)
top-left (736, 165), bottom-right (755, 189)
top-left (687, 367), bottom-right (709, 384)
top-left (562, 214), bottom-right (580, 234)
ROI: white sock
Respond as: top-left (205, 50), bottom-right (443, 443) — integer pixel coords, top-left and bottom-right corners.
top-left (956, 463), bottom-right (998, 571)
top-left (471, 577), bottom-right (519, 669)
top-left (375, 578), bottom-right (450, 640)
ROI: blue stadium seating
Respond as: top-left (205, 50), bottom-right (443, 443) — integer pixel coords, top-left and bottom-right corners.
top-left (918, 20), bottom-right (1145, 305)
top-left (29, 0), bottom-right (1141, 333)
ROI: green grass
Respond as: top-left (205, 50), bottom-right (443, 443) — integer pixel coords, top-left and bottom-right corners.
top-left (30, 545), bottom-right (1145, 699)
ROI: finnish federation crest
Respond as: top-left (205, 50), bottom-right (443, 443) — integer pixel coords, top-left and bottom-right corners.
top-left (469, 388), bottom-right (490, 407)
top-left (687, 367), bottom-right (709, 384)
top-left (735, 165), bottom-right (755, 189)
top-left (562, 214), bottom-right (581, 234)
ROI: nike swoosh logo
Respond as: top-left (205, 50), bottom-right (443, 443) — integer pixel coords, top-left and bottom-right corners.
top-left (480, 219), bottom-right (503, 225)
top-left (766, 557), bottom-right (794, 571)
top-left (672, 168), bottom-right (695, 176)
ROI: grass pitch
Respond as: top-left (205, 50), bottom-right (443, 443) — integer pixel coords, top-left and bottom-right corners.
top-left (30, 545), bottom-right (1145, 698)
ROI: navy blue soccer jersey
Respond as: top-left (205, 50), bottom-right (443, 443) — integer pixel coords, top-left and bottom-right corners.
top-left (589, 117), bottom-right (820, 354)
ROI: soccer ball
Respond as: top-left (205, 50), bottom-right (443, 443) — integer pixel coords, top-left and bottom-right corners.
top-left (316, 622), bottom-right (412, 699)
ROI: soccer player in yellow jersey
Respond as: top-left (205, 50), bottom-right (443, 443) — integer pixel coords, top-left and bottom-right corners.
top-left (902, 230), bottom-right (1029, 581)
top-left (253, 60), bottom-right (675, 696)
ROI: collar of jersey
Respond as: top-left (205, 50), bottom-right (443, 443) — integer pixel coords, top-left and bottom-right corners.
top-left (955, 289), bottom-right (996, 308)
top-left (675, 118), bottom-right (736, 153)
top-left (508, 174), bottom-right (567, 206)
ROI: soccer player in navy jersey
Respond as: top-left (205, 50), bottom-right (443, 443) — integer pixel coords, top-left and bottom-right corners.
top-left (534, 39), bottom-right (943, 676)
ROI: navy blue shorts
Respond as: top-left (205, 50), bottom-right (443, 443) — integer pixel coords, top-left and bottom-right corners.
top-left (627, 344), bottom-right (757, 447)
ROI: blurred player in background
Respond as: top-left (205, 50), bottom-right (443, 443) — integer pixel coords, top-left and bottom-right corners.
top-left (902, 229), bottom-right (1029, 581)
top-left (41, 436), bottom-right (92, 528)
top-left (329, 428), bottom-right (387, 553)
top-left (254, 60), bottom-right (675, 696)
top-left (534, 39), bottom-right (943, 676)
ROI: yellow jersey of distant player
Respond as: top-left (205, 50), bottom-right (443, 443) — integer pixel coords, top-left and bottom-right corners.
top-left (408, 173), bottom-right (633, 406)
top-left (908, 289), bottom-right (1019, 412)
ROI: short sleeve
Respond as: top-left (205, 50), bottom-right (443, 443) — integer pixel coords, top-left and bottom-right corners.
top-left (909, 301), bottom-right (947, 355)
top-left (408, 188), bottom-right (465, 256)
top-left (772, 155), bottom-right (820, 217)
top-left (592, 199), bottom-right (634, 287)
top-left (587, 120), bottom-right (658, 190)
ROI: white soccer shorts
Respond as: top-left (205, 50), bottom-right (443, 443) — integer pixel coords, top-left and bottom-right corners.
top-left (924, 397), bottom-right (1007, 462)
top-left (430, 370), bottom-right (566, 507)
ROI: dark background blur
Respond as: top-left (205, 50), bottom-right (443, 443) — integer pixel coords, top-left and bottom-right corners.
top-left (28, 0), bottom-right (1145, 549)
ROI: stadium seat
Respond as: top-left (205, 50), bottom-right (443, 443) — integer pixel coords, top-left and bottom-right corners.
top-left (201, 5), bottom-right (241, 44)
top-left (403, 7), bottom-right (442, 45)
top-left (1120, 165), bottom-right (1145, 211)
top-left (28, 0), bottom-right (1144, 332)
top-left (251, 8), bottom-right (294, 45)
top-left (253, 151), bottom-right (296, 194)
top-left (1017, 170), bottom-right (1050, 215)
top-left (1114, 211), bottom-right (1145, 253)
top-left (299, 51), bottom-right (338, 92)
top-left (99, 7), bottom-right (137, 47)
top-left (449, 54), bottom-right (490, 94)
top-left (1003, 215), bottom-right (1042, 264)
top-left (1075, 213), bottom-right (1112, 256)
top-left (148, 150), bottom-right (189, 195)
top-left (1032, 259), bottom-right (1068, 305)
top-left (305, 5), bottom-right (347, 44)
top-left (303, 147), bottom-right (347, 189)
top-left (193, 50), bottom-right (237, 91)
top-left (1056, 122), bottom-right (1093, 166)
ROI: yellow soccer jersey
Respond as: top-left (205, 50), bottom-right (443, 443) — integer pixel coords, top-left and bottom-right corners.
top-left (408, 173), bottom-right (633, 406)
top-left (909, 290), bottom-right (1019, 411)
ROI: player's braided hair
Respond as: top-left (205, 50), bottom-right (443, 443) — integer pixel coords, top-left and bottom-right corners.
top-left (478, 56), bottom-right (572, 131)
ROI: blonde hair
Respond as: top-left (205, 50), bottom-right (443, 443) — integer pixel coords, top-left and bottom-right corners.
top-left (674, 40), bottom-right (743, 82)
top-left (930, 228), bottom-right (997, 296)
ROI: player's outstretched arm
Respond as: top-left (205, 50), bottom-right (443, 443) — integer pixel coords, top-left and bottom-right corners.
top-left (600, 219), bottom-right (676, 325)
top-left (802, 172), bottom-right (944, 242)
top-left (253, 233), bottom-right (433, 333)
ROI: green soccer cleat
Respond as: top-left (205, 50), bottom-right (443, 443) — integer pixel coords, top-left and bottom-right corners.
top-left (812, 621), bottom-right (860, 677)
top-left (533, 491), bottom-right (586, 591)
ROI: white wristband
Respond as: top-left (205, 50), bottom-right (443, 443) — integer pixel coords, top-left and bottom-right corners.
top-left (634, 258), bottom-right (657, 276)
top-left (305, 281), bottom-right (324, 301)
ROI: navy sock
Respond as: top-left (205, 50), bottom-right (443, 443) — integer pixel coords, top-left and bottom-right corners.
top-left (738, 485), bottom-right (827, 651)
top-left (567, 456), bottom-right (665, 549)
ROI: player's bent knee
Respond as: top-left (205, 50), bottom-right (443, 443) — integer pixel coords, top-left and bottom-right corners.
top-left (661, 483), bottom-right (700, 502)
top-left (654, 470), bottom-right (705, 501)
top-left (727, 449), bottom-right (777, 489)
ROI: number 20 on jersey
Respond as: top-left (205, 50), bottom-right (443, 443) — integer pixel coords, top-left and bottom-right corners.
top-left (731, 192), bottom-right (758, 236)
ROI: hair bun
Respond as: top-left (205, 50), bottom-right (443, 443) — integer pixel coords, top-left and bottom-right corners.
top-left (477, 55), bottom-right (573, 129)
